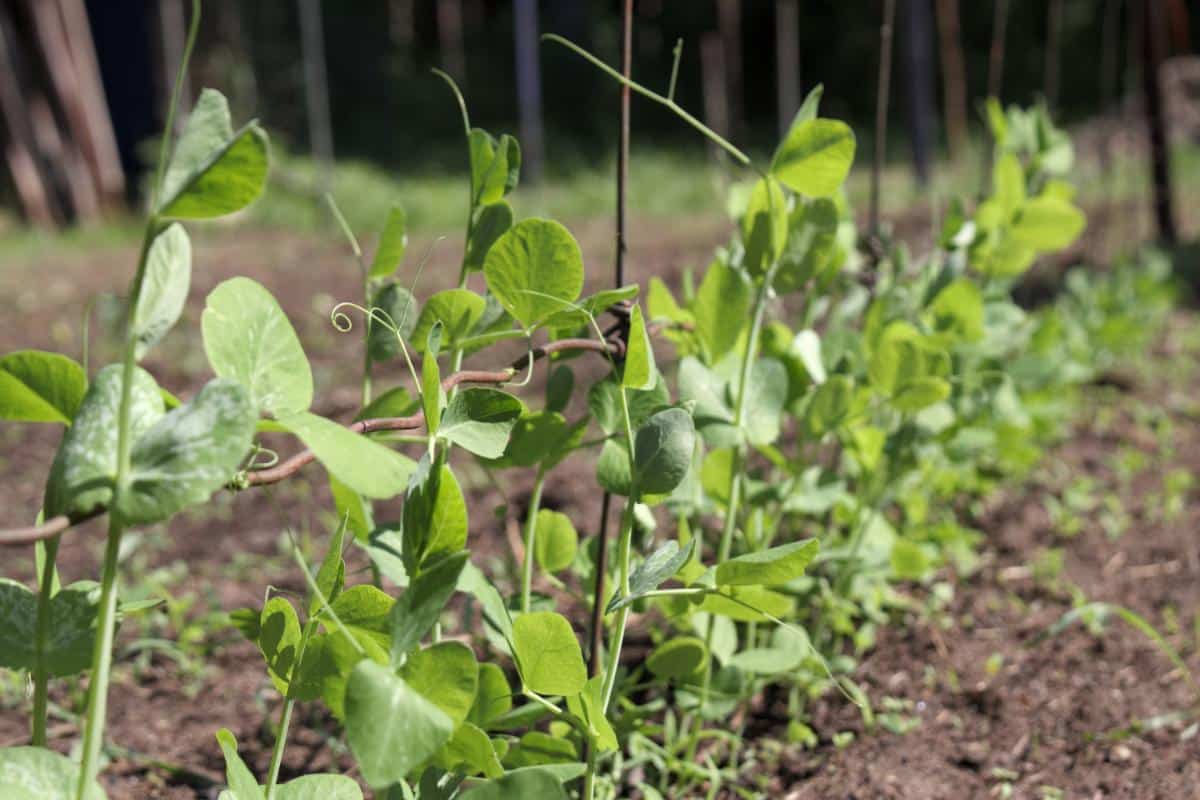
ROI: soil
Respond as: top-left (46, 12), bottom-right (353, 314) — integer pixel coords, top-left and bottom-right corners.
top-left (2, 220), bottom-right (1200, 799)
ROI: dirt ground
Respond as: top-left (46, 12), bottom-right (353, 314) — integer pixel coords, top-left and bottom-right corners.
top-left (2, 219), bottom-right (1200, 799)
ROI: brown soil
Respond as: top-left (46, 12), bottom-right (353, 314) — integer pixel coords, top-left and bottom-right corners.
top-left (2, 223), bottom-right (1199, 799)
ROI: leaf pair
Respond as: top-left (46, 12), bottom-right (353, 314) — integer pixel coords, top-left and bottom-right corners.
top-left (43, 365), bottom-right (256, 525)
top-left (202, 277), bottom-right (416, 498)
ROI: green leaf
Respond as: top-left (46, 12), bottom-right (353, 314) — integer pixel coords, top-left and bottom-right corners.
top-left (606, 538), bottom-right (695, 614)
top-left (215, 729), bottom-right (264, 800)
top-left (792, 329), bottom-right (826, 383)
top-left (1011, 195), bottom-right (1086, 251)
top-left (312, 514), bottom-right (348, 615)
top-left (805, 375), bottom-right (856, 435)
top-left (411, 289), bottom-right (486, 352)
top-left (545, 365), bottom-right (574, 413)
top-left (595, 438), bottom-right (632, 496)
top-left (291, 630), bottom-right (380, 718)
top-left (770, 118), bottom-right (856, 197)
top-left (741, 358), bottom-right (788, 446)
top-left (483, 218), bottom-right (584, 329)
top-left (565, 674), bottom-right (617, 753)
top-left (329, 475), bottom-right (373, 544)
top-left (0, 350), bottom-right (86, 425)
top-left (633, 407), bottom-right (696, 495)
top-left (469, 662), bottom-right (513, 728)
top-left (369, 205), bottom-right (408, 279)
top-left (992, 153), bottom-right (1026, 216)
top-left (390, 551), bottom-right (468, 661)
top-left (891, 376), bottom-right (951, 412)
top-left (258, 596), bottom-right (302, 694)
top-left (715, 539), bottom-right (819, 587)
top-left (512, 611), bottom-right (587, 696)
top-left (0, 579), bottom-right (100, 677)
top-left (588, 373), bottom-right (670, 436)
top-left (43, 364), bottom-right (164, 519)
top-left (470, 130), bottom-right (519, 206)
top-left (622, 304), bottom-right (656, 390)
top-left (533, 510), bottom-right (578, 573)
top-left (272, 775), bottom-right (363, 800)
top-left (202, 277), bottom-right (312, 417)
top-left (422, 323), bottom-right (444, 435)
top-left (695, 585), bottom-right (795, 622)
top-left (399, 641), bottom-right (478, 726)
top-left (742, 176), bottom-right (789, 277)
top-left (458, 769), bottom-right (568, 800)
top-left (0, 746), bottom-right (107, 800)
top-left (279, 410), bottom-right (416, 499)
top-left (328, 584), bottom-right (394, 647)
top-left (926, 279), bottom-right (984, 343)
top-left (438, 722), bottom-right (504, 778)
top-left (491, 410), bottom-right (586, 470)
top-left (890, 538), bottom-right (932, 580)
top-left (400, 460), bottom-right (468, 574)
top-left (120, 378), bottom-right (256, 525)
top-left (354, 386), bottom-right (418, 422)
top-left (157, 88), bottom-right (269, 219)
top-left (132, 223), bottom-right (191, 359)
top-left (646, 636), bottom-right (707, 679)
top-left (465, 202), bottom-right (514, 271)
top-left (344, 660), bottom-right (455, 788)
top-left (692, 261), bottom-right (751, 361)
top-left (367, 283), bottom-right (419, 362)
top-left (439, 388), bottom-right (523, 458)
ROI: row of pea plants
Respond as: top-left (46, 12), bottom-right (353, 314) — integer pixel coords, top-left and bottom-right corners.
top-left (0, 20), bottom-right (1176, 800)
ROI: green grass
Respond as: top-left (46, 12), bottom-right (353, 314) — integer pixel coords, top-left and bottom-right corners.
top-left (2, 133), bottom-right (1196, 270)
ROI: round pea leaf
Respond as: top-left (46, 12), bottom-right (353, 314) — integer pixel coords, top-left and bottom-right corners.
top-left (157, 89), bottom-right (269, 219)
top-left (646, 636), bottom-right (708, 679)
top-left (202, 277), bottom-right (312, 417)
top-left (633, 407), bottom-right (696, 496)
top-left (0, 350), bottom-right (87, 425)
top-left (483, 218), bottom-right (584, 330)
top-left (533, 510), bottom-right (578, 573)
top-left (512, 611), bottom-right (586, 697)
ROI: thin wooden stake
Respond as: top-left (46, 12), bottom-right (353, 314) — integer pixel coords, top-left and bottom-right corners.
top-left (513, 0), bottom-right (545, 183)
top-left (1141, 0), bottom-right (1177, 243)
top-left (590, 0), bottom-right (633, 678)
top-left (1044, 0), bottom-right (1064, 111)
top-left (934, 0), bottom-right (968, 163)
top-left (869, 0), bottom-right (896, 244)
top-left (775, 0), bottom-right (801, 139)
top-left (298, 0), bottom-right (334, 197)
top-left (987, 0), bottom-right (1010, 99)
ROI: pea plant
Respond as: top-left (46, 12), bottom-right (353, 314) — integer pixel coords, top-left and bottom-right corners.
top-left (0, 13), bottom-right (1177, 800)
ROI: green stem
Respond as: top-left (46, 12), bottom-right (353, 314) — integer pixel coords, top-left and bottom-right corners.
top-left (76, 518), bottom-right (124, 798)
top-left (543, 34), bottom-right (753, 169)
top-left (690, 270), bottom-right (774, 756)
top-left (520, 469), bottom-right (547, 614)
top-left (599, 497), bottom-right (637, 712)
top-left (598, 381), bottom-right (639, 713)
top-left (77, 4), bottom-right (199, 794)
top-left (361, 276), bottom-right (374, 407)
top-left (264, 619), bottom-right (318, 799)
top-left (31, 534), bottom-right (61, 746)
top-left (264, 702), bottom-right (294, 799)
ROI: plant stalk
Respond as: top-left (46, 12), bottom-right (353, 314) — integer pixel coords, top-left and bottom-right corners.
top-left (264, 618), bottom-right (318, 799)
top-left (690, 267), bottom-right (775, 754)
top-left (31, 534), bottom-right (61, 746)
top-left (77, 3), bottom-right (200, 794)
top-left (520, 468), bottom-right (547, 614)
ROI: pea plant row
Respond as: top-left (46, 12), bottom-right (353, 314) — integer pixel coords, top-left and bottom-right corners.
top-left (0, 20), bottom-right (1175, 800)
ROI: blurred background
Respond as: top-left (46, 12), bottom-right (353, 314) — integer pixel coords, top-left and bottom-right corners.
top-left (1, 0), bottom-right (1198, 241)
